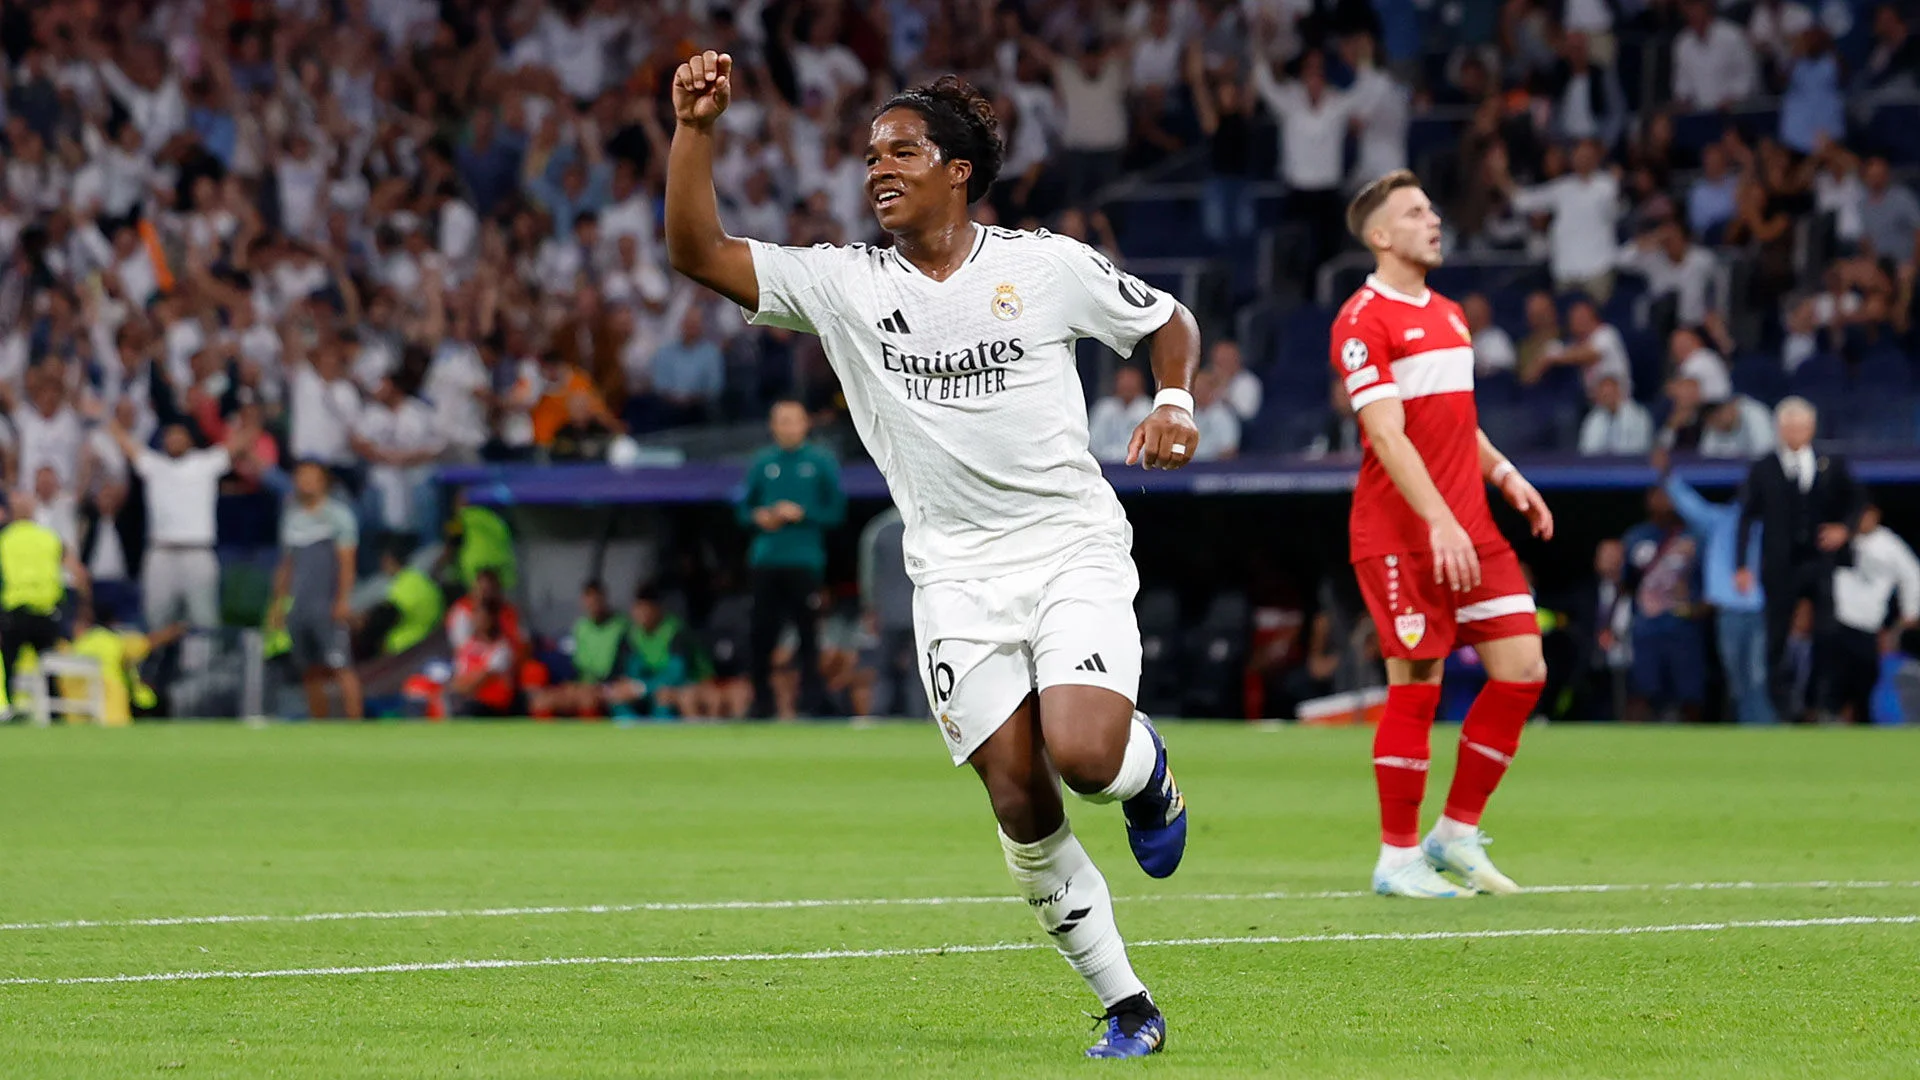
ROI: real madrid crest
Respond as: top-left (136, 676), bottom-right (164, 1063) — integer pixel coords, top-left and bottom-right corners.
top-left (940, 713), bottom-right (963, 742)
top-left (991, 283), bottom-right (1022, 321)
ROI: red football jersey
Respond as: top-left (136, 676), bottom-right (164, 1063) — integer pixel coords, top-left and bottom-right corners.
top-left (1329, 274), bottom-right (1502, 561)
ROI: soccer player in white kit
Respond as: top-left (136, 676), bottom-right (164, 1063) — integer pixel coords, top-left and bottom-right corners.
top-left (666, 53), bottom-right (1197, 1059)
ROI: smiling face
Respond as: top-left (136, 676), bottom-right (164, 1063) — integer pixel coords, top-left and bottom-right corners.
top-left (865, 108), bottom-right (969, 236)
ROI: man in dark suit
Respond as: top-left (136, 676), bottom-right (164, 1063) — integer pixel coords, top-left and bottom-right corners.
top-left (1735, 397), bottom-right (1865, 716)
top-left (77, 478), bottom-right (147, 628)
top-left (1561, 538), bottom-right (1634, 721)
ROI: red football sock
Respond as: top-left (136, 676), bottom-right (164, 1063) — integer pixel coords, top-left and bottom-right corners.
top-left (1443, 681), bottom-right (1544, 827)
top-left (1373, 683), bottom-right (1442, 846)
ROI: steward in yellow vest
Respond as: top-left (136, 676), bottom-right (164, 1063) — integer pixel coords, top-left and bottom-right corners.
top-left (0, 491), bottom-right (89, 714)
top-left (60, 602), bottom-right (187, 726)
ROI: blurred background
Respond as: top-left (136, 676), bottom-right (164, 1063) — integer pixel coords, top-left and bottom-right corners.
top-left (0, 0), bottom-right (1916, 726)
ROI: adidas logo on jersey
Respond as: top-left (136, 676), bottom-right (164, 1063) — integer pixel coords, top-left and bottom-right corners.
top-left (1074, 654), bottom-right (1109, 673)
top-left (876, 310), bottom-right (912, 334)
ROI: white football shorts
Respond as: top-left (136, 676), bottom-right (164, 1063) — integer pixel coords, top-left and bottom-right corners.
top-left (914, 540), bottom-right (1143, 765)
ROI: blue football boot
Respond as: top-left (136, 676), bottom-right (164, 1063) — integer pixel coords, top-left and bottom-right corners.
top-left (1121, 714), bottom-right (1187, 878)
top-left (1086, 993), bottom-right (1167, 1059)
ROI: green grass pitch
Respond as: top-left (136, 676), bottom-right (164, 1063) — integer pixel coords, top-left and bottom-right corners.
top-left (1, 722), bottom-right (1917, 1078)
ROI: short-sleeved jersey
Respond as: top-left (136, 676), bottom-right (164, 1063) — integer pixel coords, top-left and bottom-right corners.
top-left (1330, 274), bottom-right (1501, 561)
top-left (743, 225), bottom-right (1178, 586)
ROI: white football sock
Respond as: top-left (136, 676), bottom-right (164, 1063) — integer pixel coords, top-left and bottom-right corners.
top-left (1081, 713), bottom-right (1158, 804)
top-left (1000, 822), bottom-right (1147, 1008)
top-left (1377, 842), bottom-right (1423, 869)
top-left (1430, 815), bottom-right (1477, 843)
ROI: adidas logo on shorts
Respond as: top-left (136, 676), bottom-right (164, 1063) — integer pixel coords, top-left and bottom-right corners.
top-left (1074, 654), bottom-right (1108, 673)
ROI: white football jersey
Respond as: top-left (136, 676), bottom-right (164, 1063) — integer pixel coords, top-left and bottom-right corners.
top-left (743, 225), bottom-right (1177, 586)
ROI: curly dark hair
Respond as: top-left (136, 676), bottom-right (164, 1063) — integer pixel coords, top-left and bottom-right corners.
top-left (876, 75), bottom-right (1004, 204)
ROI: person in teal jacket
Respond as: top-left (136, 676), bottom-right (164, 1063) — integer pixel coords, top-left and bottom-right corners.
top-left (736, 400), bottom-right (845, 717)
top-left (1664, 468), bottom-right (1774, 725)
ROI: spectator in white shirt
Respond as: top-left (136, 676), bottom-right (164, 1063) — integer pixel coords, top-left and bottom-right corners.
top-left (287, 326), bottom-right (362, 469)
top-left (790, 11), bottom-right (869, 109)
top-left (1832, 504), bottom-right (1920, 722)
top-left (81, 120), bottom-right (158, 222)
top-left (1340, 34), bottom-right (1409, 190)
top-left (598, 160), bottom-right (657, 269)
top-left (425, 326), bottom-right (491, 463)
top-left (273, 133), bottom-right (328, 243)
top-left (1810, 145), bottom-right (1866, 248)
top-left (107, 417), bottom-right (249, 631)
top-left (1130, 6), bottom-right (1187, 93)
top-left (1551, 298), bottom-right (1635, 397)
top-left (1208, 339), bottom-right (1264, 422)
top-left (1578, 375), bottom-right (1655, 456)
top-left (1047, 36), bottom-right (1130, 206)
top-left (724, 170), bottom-right (790, 247)
top-left (1500, 139), bottom-right (1623, 298)
top-left (1190, 368), bottom-right (1241, 461)
top-left (350, 373), bottom-right (448, 548)
top-left (107, 223), bottom-right (159, 309)
top-left (996, 64), bottom-right (1062, 224)
top-left (93, 41), bottom-right (186, 156)
top-left (1253, 49), bottom-right (1351, 276)
top-left (1463, 293), bottom-right (1517, 377)
top-left (1130, 5), bottom-right (1190, 155)
top-left (1619, 220), bottom-right (1724, 329)
top-left (29, 464), bottom-right (79, 551)
top-left (435, 183), bottom-right (481, 273)
top-left (1087, 365), bottom-right (1154, 463)
top-left (1699, 393), bottom-right (1779, 460)
top-left (512, 5), bottom-right (625, 102)
top-left (1670, 326), bottom-right (1734, 402)
top-left (1672, 0), bottom-right (1760, 109)
top-left (12, 371), bottom-right (85, 491)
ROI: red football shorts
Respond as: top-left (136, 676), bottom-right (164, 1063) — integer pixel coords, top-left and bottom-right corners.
top-left (1353, 542), bottom-right (1538, 661)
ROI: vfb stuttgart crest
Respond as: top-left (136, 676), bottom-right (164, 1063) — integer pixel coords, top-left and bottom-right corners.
top-left (992, 283), bottom-right (1023, 321)
top-left (1394, 611), bottom-right (1426, 649)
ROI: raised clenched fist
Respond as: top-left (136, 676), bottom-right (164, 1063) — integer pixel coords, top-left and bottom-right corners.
top-left (672, 50), bottom-right (733, 130)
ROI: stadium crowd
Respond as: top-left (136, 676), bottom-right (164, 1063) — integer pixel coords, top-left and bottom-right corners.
top-left (0, 0), bottom-right (1913, 722)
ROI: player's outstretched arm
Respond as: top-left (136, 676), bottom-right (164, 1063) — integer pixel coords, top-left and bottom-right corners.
top-left (1476, 428), bottom-right (1553, 540)
top-left (1126, 303), bottom-right (1202, 470)
top-left (1355, 398), bottom-right (1480, 591)
top-left (665, 50), bottom-right (759, 312)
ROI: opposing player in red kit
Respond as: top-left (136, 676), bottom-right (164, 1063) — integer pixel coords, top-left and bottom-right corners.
top-left (1332, 170), bottom-right (1555, 898)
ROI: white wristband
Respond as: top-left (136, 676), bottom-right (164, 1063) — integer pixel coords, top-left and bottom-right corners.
top-left (1490, 460), bottom-right (1517, 485)
top-left (1154, 388), bottom-right (1195, 414)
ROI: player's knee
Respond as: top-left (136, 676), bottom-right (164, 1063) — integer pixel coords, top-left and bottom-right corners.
top-left (1488, 644), bottom-right (1548, 684)
top-left (1510, 656), bottom-right (1548, 684)
top-left (1049, 734), bottom-right (1125, 795)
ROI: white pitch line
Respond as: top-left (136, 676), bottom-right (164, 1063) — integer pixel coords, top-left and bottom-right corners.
top-left (1, 914), bottom-right (1913, 988)
top-left (0, 879), bottom-right (1914, 935)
